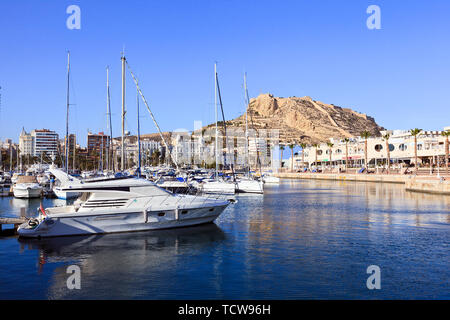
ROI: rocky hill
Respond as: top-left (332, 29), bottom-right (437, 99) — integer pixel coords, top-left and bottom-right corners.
top-left (223, 94), bottom-right (383, 144)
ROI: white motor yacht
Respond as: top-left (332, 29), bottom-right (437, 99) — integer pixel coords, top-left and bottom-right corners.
top-left (13, 176), bottom-right (43, 198)
top-left (18, 177), bottom-right (231, 238)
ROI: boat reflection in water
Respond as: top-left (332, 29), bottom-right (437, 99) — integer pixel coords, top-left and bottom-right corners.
top-left (18, 224), bottom-right (226, 299)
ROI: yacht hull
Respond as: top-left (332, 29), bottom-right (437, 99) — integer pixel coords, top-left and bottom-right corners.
top-left (13, 185), bottom-right (43, 198)
top-left (236, 180), bottom-right (264, 194)
top-left (201, 181), bottom-right (236, 194)
top-left (262, 176), bottom-right (280, 184)
top-left (18, 205), bottom-right (228, 238)
top-left (53, 188), bottom-right (81, 200)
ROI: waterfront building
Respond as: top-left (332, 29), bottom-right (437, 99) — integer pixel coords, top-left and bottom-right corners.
top-left (63, 133), bottom-right (76, 159)
top-left (30, 129), bottom-right (58, 157)
top-left (19, 128), bottom-right (34, 156)
top-left (288, 126), bottom-right (450, 170)
top-left (171, 129), bottom-right (275, 169)
top-left (112, 136), bottom-right (148, 169)
top-left (87, 132), bottom-right (109, 157)
top-left (0, 141), bottom-right (18, 171)
top-left (141, 139), bottom-right (163, 165)
top-left (1, 138), bottom-right (13, 150)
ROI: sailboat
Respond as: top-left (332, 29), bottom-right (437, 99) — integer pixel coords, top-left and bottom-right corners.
top-left (235, 73), bottom-right (264, 194)
top-left (201, 64), bottom-right (236, 195)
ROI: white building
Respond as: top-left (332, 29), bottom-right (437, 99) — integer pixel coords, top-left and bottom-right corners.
top-left (19, 127), bottom-right (34, 156)
top-left (288, 127), bottom-right (449, 170)
top-left (30, 129), bottom-right (59, 157)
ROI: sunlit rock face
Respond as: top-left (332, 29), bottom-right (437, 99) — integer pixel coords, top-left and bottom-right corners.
top-left (226, 93), bottom-right (383, 144)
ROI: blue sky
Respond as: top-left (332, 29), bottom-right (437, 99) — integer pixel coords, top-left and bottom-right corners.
top-left (0, 0), bottom-right (449, 147)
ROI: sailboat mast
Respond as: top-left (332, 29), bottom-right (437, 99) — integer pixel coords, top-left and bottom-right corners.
top-left (65, 51), bottom-right (70, 174)
top-left (121, 54), bottom-right (126, 171)
top-left (244, 72), bottom-right (249, 177)
top-left (106, 66), bottom-right (111, 171)
top-left (137, 88), bottom-right (141, 177)
top-left (73, 136), bottom-right (76, 171)
top-left (214, 63), bottom-right (218, 179)
top-left (9, 145), bottom-right (12, 172)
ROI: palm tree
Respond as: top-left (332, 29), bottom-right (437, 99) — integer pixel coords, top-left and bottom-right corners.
top-left (343, 138), bottom-right (350, 172)
top-left (360, 131), bottom-right (371, 172)
top-left (151, 150), bottom-right (161, 166)
top-left (410, 128), bottom-right (422, 173)
top-left (441, 130), bottom-right (450, 175)
top-left (299, 142), bottom-right (307, 170)
top-left (288, 143), bottom-right (295, 172)
top-left (382, 133), bottom-right (391, 174)
top-left (279, 144), bottom-right (285, 170)
top-left (312, 143), bottom-right (319, 168)
top-left (326, 142), bottom-right (334, 167)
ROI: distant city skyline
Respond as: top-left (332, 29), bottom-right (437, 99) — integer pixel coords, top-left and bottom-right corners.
top-left (1, 1), bottom-right (449, 146)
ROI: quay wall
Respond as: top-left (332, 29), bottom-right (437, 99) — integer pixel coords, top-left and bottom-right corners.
top-left (275, 172), bottom-right (408, 184)
top-left (274, 173), bottom-right (450, 195)
top-left (405, 179), bottom-right (450, 195)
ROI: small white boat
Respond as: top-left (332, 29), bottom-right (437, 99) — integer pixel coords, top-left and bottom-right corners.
top-left (201, 180), bottom-right (236, 194)
top-left (262, 175), bottom-right (280, 184)
top-left (18, 178), bottom-right (231, 238)
top-left (235, 178), bottom-right (264, 194)
top-left (13, 179), bottom-right (43, 199)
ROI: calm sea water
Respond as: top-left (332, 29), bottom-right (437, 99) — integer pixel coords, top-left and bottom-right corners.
top-left (0, 179), bottom-right (448, 300)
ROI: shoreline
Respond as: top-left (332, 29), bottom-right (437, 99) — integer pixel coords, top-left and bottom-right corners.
top-left (274, 172), bottom-right (450, 195)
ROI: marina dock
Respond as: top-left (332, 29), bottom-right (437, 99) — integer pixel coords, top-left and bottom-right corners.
top-left (0, 217), bottom-right (27, 235)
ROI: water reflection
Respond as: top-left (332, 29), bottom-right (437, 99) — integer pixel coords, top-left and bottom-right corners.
top-left (18, 224), bottom-right (226, 299)
top-left (263, 179), bottom-right (450, 228)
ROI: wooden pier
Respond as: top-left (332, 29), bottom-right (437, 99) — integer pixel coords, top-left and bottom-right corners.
top-left (0, 217), bottom-right (27, 235)
top-left (0, 207), bottom-right (28, 235)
